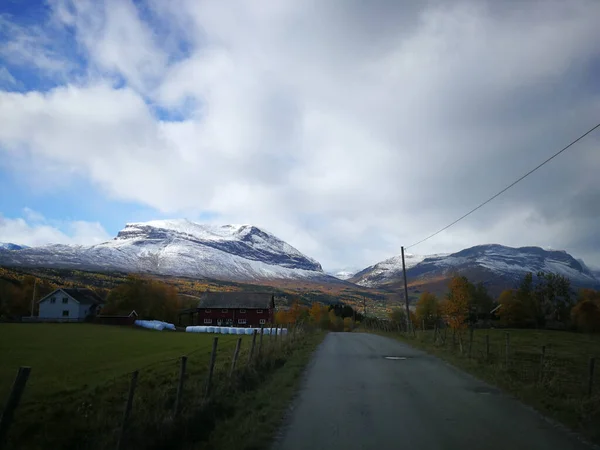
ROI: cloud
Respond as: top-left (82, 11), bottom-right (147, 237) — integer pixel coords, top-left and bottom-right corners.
top-left (0, 0), bottom-right (600, 270)
top-left (0, 67), bottom-right (17, 87)
top-left (0, 210), bottom-right (111, 246)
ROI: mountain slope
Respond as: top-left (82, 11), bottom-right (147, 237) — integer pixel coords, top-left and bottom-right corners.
top-left (0, 220), bottom-right (328, 282)
top-left (0, 243), bottom-right (29, 251)
top-left (351, 244), bottom-right (600, 294)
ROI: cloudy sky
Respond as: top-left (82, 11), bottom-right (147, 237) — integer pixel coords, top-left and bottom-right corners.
top-left (1, 0), bottom-right (599, 272)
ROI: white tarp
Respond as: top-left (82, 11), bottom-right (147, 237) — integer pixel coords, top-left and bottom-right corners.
top-left (134, 320), bottom-right (176, 331)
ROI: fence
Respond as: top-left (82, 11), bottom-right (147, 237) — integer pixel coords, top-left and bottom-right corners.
top-left (364, 319), bottom-right (599, 398)
top-left (0, 323), bottom-right (309, 450)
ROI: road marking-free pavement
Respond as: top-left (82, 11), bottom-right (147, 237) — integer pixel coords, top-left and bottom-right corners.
top-left (273, 332), bottom-right (594, 450)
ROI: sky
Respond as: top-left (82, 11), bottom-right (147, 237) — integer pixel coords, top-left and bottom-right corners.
top-left (1, 0), bottom-right (600, 272)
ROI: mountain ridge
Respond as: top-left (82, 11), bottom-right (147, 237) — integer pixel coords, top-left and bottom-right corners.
top-left (0, 220), bottom-right (329, 283)
top-left (350, 244), bottom-right (600, 293)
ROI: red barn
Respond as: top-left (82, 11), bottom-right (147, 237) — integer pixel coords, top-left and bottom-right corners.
top-left (181, 292), bottom-right (275, 328)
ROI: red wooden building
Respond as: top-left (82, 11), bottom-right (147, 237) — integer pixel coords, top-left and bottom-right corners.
top-left (180, 292), bottom-right (275, 327)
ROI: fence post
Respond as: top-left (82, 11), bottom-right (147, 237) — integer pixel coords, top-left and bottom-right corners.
top-left (248, 330), bottom-right (257, 364)
top-left (204, 337), bottom-right (219, 400)
top-left (468, 328), bottom-right (474, 359)
top-left (174, 356), bottom-right (187, 418)
top-left (258, 325), bottom-right (264, 357)
top-left (116, 370), bottom-right (139, 450)
top-left (588, 358), bottom-right (596, 397)
top-left (0, 366), bottom-right (31, 449)
top-left (538, 346), bottom-right (546, 383)
top-left (505, 333), bottom-right (510, 368)
top-left (486, 334), bottom-right (490, 361)
top-left (229, 338), bottom-right (242, 378)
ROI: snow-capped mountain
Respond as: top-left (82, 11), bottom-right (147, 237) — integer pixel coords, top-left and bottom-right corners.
top-left (0, 243), bottom-right (29, 251)
top-left (328, 267), bottom-right (361, 280)
top-left (0, 220), bottom-right (328, 282)
top-left (350, 244), bottom-right (600, 290)
top-left (350, 252), bottom-right (449, 287)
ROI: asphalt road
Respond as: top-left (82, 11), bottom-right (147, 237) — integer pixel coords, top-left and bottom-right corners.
top-left (273, 332), bottom-right (594, 450)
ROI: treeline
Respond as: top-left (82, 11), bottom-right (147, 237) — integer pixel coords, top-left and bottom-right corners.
top-left (387, 272), bottom-right (600, 333)
top-left (275, 301), bottom-right (363, 332)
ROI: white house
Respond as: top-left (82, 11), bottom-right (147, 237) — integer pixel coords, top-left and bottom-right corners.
top-left (38, 288), bottom-right (105, 321)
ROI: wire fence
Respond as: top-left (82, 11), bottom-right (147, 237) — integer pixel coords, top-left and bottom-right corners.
top-left (0, 323), bottom-right (311, 450)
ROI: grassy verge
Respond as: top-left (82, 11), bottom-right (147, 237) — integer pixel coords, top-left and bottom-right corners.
top-left (377, 328), bottom-right (600, 445)
top-left (0, 323), bottom-right (324, 449)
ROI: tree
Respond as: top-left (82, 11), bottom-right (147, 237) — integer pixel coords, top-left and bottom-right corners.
top-left (470, 282), bottom-right (494, 322)
top-left (388, 307), bottom-right (407, 328)
top-left (415, 291), bottom-right (440, 329)
top-left (497, 289), bottom-right (528, 327)
top-left (343, 317), bottom-right (354, 331)
top-left (571, 289), bottom-right (600, 333)
top-left (443, 276), bottom-right (471, 332)
top-left (105, 276), bottom-right (180, 322)
top-left (275, 310), bottom-right (289, 324)
top-left (533, 272), bottom-right (572, 326)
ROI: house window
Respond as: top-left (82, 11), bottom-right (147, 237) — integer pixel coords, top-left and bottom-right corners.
top-left (62, 297), bottom-right (69, 304)
top-left (205, 309), bottom-right (211, 313)
top-left (204, 318), bottom-right (212, 324)
top-left (221, 309), bottom-right (228, 313)
top-left (239, 309), bottom-right (246, 313)
top-left (259, 319), bottom-right (266, 324)
top-left (50, 297), bottom-right (56, 304)
top-left (62, 310), bottom-right (69, 317)
top-left (238, 319), bottom-right (247, 325)
top-left (257, 309), bottom-right (264, 314)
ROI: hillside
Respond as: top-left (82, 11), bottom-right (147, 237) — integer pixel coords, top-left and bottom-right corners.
top-left (351, 244), bottom-right (600, 297)
top-left (0, 220), bottom-right (338, 283)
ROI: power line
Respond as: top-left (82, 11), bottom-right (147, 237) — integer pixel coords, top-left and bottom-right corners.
top-left (406, 122), bottom-right (600, 249)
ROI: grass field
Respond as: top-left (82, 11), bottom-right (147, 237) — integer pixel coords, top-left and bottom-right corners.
top-left (0, 323), bottom-right (323, 449)
top-left (380, 327), bottom-right (600, 445)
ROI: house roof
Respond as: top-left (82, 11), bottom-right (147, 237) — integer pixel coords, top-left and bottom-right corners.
top-left (39, 288), bottom-right (105, 305)
top-left (198, 292), bottom-right (274, 309)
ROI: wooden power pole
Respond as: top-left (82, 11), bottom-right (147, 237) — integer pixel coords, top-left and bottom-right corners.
top-left (401, 246), bottom-right (411, 333)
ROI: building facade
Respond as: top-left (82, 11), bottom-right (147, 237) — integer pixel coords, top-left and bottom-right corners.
top-left (181, 292), bottom-right (275, 327)
top-left (38, 288), bottom-right (105, 321)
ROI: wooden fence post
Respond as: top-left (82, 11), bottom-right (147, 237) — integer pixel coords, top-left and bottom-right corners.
top-left (229, 338), bottom-right (242, 378)
top-left (539, 346), bottom-right (546, 383)
top-left (505, 332), bottom-right (510, 368)
top-left (204, 337), bottom-right (218, 400)
top-left (258, 325), bottom-right (264, 357)
top-left (0, 366), bottom-right (31, 449)
top-left (174, 356), bottom-right (187, 418)
top-left (248, 330), bottom-right (257, 364)
top-left (468, 328), bottom-right (474, 359)
top-left (588, 358), bottom-right (596, 397)
top-left (116, 370), bottom-right (139, 450)
top-left (486, 334), bottom-right (490, 361)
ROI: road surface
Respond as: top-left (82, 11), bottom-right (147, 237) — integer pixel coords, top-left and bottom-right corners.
top-left (273, 332), bottom-right (593, 450)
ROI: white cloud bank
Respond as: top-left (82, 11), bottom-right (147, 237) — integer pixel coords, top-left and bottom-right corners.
top-left (0, 210), bottom-right (110, 247)
top-left (1, 0), bottom-right (600, 270)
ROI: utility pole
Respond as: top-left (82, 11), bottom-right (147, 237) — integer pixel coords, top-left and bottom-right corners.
top-left (30, 279), bottom-right (37, 317)
top-left (401, 246), bottom-right (411, 333)
top-left (362, 296), bottom-right (367, 317)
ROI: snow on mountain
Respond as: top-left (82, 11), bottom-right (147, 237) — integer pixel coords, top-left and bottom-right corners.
top-left (350, 253), bottom-right (449, 287)
top-left (351, 244), bottom-right (600, 289)
top-left (328, 268), bottom-right (361, 280)
top-left (0, 243), bottom-right (28, 251)
top-left (0, 220), bottom-right (327, 282)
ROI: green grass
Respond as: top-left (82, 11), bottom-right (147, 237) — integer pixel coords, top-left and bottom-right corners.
top-left (380, 327), bottom-right (600, 445)
top-left (0, 323), bottom-right (323, 449)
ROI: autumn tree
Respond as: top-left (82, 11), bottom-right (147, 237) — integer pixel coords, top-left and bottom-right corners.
top-left (415, 291), bottom-right (440, 329)
top-left (571, 289), bottom-right (600, 333)
top-left (497, 289), bottom-right (529, 327)
top-left (442, 276), bottom-right (471, 332)
top-left (105, 276), bottom-right (180, 322)
top-left (388, 307), bottom-right (407, 328)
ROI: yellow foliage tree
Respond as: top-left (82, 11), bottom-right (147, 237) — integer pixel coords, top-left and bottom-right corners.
top-left (571, 289), bottom-right (600, 333)
top-left (443, 276), bottom-right (471, 332)
top-left (415, 291), bottom-right (440, 329)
